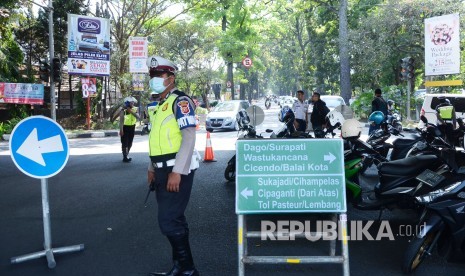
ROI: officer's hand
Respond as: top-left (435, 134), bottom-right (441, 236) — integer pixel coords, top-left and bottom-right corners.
top-left (148, 170), bottom-right (155, 185)
top-left (167, 172), bottom-right (181, 192)
top-left (119, 130), bottom-right (123, 136)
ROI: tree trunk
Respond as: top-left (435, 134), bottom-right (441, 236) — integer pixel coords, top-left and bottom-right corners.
top-left (339, 0), bottom-right (352, 104)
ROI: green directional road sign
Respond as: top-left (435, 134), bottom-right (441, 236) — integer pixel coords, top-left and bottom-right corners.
top-left (235, 139), bottom-right (346, 214)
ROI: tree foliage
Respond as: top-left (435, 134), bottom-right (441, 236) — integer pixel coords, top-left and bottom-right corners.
top-left (1, 0), bottom-right (465, 120)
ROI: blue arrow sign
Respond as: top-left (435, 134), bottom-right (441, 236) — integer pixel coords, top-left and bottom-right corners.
top-left (9, 116), bottom-right (69, 179)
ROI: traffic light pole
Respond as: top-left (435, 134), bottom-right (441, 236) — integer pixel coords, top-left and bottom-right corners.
top-left (48, 0), bottom-right (56, 121)
top-left (407, 78), bottom-right (412, 121)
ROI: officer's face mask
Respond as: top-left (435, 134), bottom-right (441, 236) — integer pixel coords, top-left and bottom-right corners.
top-left (149, 77), bottom-right (168, 94)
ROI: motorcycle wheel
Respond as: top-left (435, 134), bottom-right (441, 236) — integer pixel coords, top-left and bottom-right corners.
top-left (394, 122), bottom-right (403, 132)
top-left (401, 230), bottom-right (439, 273)
top-left (224, 164), bottom-right (236, 182)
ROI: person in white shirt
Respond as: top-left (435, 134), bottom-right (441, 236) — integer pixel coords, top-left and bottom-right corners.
top-left (292, 90), bottom-right (309, 132)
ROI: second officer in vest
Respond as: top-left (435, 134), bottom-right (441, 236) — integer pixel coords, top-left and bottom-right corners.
top-left (146, 56), bottom-right (199, 276)
top-left (119, 96), bottom-right (139, 162)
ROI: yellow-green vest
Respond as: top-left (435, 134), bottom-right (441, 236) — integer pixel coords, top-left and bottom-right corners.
top-left (124, 107), bottom-right (138, 126)
top-left (438, 105), bottom-right (454, 120)
top-left (149, 94), bottom-right (182, 157)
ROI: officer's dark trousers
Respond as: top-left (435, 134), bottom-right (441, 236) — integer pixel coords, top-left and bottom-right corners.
top-left (154, 166), bottom-right (195, 236)
top-left (153, 166), bottom-right (197, 272)
top-left (121, 125), bottom-right (135, 156)
top-left (295, 119), bottom-right (307, 132)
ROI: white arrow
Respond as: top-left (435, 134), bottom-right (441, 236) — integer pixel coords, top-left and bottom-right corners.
top-left (324, 152), bottom-right (336, 164)
top-left (16, 128), bottom-right (64, 166)
top-left (241, 187), bottom-right (253, 199)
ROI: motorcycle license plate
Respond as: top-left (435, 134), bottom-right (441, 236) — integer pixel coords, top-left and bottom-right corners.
top-left (416, 169), bottom-right (445, 187)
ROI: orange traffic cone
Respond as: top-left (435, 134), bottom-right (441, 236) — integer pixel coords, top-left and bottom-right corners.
top-left (203, 131), bottom-right (217, 162)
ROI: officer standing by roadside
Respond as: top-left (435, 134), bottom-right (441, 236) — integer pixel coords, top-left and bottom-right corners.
top-left (146, 56), bottom-right (199, 276)
top-left (292, 90), bottom-right (309, 132)
top-left (119, 97), bottom-right (139, 162)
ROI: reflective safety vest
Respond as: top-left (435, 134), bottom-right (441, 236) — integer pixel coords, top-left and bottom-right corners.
top-left (124, 107), bottom-right (138, 126)
top-left (149, 94), bottom-right (182, 159)
top-left (146, 102), bottom-right (158, 120)
top-left (438, 105), bottom-right (454, 120)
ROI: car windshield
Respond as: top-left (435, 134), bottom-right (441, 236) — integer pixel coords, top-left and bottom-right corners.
top-left (83, 37), bottom-right (97, 43)
top-left (323, 98), bottom-right (345, 108)
top-left (213, 102), bottom-right (239, 112)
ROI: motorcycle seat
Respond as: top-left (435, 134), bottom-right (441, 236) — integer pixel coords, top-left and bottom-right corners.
top-left (392, 134), bottom-right (421, 148)
top-left (379, 155), bottom-right (438, 176)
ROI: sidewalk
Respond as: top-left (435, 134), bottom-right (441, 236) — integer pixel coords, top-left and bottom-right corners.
top-left (1, 126), bottom-right (145, 141)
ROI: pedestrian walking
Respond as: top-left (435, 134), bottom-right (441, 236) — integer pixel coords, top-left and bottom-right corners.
top-left (146, 55), bottom-right (199, 276)
top-left (119, 96), bottom-right (139, 162)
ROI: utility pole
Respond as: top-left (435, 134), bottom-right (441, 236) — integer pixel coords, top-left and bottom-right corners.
top-left (48, 0), bottom-right (56, 121)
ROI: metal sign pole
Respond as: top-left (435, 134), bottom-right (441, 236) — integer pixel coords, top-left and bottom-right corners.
top-left (41, 178), bottom-right (56, 268)
top-left (11, 179), bottom-right (85, 268)
top-left (238, 214), bottom-right (245, 276)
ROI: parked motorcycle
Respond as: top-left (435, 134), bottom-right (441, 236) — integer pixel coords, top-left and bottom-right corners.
top-left (224, 110), bottom-right (272, 181)
top-left (341, 119), bottom-right (450, 212)
top-left (402, 148), bottom-right (465, 273)
top-left (387, 100), bottom-right (403, 132)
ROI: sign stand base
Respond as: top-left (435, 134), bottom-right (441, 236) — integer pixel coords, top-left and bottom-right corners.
top-left (238, 213), bottom-right (350, 275)
top-left (11, 179), bottom-right (84, 268)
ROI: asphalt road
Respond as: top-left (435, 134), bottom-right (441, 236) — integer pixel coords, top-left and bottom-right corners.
top-left (1, 101), bottom-right (465, 276)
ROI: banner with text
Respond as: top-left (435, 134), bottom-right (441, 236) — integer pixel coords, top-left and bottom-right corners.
top-left (67, 14), bottom-right (111, 77)
top-left (129, 37), bottom-right (148, 73)
top-left (235, 139), bottom-right (346, 214)
top-left (0, 83), bottom-right (44, 105)
top-left (425, 13), bottom-right (460, 76)
top-left (81, 78), bottom-right (97, 98)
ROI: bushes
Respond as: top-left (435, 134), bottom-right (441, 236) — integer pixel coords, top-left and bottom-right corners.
top-left (351, 85), bottom-right (411, 119)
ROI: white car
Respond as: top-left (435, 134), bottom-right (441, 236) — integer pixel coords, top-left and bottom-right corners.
top-left (279, 96), bottom-right (296, 107)
top-left (307, 95), bottom-right (346, 130)
top-left (206, 100), bottom-right (250, 132)
top-left (308, 95), bottom-right (346, 113)
top-left (419, 93), bottom-right (465, 126)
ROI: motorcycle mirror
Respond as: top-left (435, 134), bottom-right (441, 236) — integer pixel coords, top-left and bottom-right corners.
top-left (335, 105), bottom-right (355, 120)
top-left (420, 115), bottom-right (428, 124)
top-left (246, 105), bottom-right (265, 126)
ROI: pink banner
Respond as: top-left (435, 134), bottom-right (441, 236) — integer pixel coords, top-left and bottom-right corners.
top-left (0, 83), bottom-right (44, 105)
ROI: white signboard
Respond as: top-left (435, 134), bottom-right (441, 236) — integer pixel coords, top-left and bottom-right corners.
top-left (67, 14), bottom-right (111, 77)
top-left (129, 37), bottom-right (148, 73)
top-left (425, 13), bottom-right (460, 76)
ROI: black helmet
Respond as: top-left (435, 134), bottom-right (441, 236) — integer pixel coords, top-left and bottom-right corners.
top-left (236, 109), bottom-right (250, 128)
top-left (387, 100), bottom-right (394, 106)
top-left (438, 95), bottom-right (447, 103)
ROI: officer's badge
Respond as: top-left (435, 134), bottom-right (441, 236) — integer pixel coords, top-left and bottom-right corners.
top-left (150, 57), bottom-right (158, 68)
top-left (162, 102), bottom-right (169, 111)
top-left (177, 100), bottom-right (190, 115)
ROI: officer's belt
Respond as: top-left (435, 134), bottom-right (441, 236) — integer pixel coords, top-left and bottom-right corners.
top-left (153, 159), bottom-right (176, 168)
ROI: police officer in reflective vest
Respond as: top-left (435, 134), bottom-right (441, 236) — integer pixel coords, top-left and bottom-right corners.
top-left (146, 56), bottom-right (199, 276)
top-left (435, 96), bottom-right (456, 145)
top-left (119, 97), bottom-right (139, 162)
